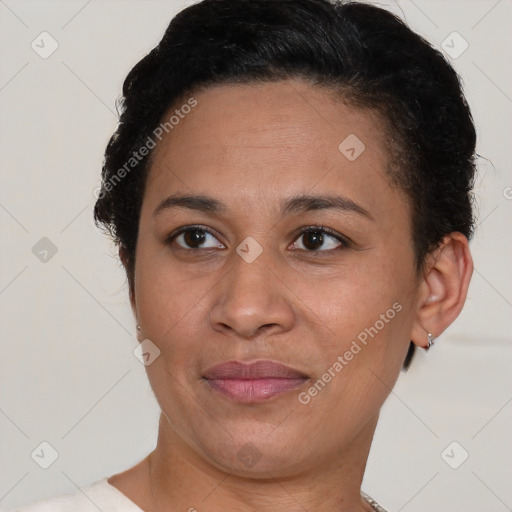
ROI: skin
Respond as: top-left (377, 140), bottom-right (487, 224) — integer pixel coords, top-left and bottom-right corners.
top-left (108, 79), bottom-right (473, 511)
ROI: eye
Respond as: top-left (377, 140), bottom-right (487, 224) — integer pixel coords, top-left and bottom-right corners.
top-left (168, 225), bottom-right (348, 252)
top-left (170, 226), bottom-right (225, 249)
top-left (290, 227), bottom-right (346, 251)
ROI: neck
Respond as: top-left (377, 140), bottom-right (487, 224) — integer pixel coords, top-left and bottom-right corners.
top-left (136, 412), bottom-right (378, 512)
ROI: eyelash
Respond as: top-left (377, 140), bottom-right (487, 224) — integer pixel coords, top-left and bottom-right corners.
top-left (166, 224), bottom-right (352, 252)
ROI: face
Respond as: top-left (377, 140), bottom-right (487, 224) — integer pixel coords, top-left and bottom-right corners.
top-left (132, 79), bottom-right (422, 477)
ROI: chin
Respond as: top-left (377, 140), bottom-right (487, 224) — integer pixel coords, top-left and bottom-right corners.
top-left (194, 428), bottom-right (316, 478)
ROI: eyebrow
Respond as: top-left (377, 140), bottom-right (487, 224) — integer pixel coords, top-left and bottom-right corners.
top-left (153, 193), bottom-right (373, 220)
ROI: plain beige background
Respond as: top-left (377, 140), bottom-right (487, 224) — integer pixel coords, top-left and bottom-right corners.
top-left (1, 1), bottom-right (511, 511)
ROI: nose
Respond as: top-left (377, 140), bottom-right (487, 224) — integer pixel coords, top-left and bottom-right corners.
top-left (209, 251), bottom-right (296, 339)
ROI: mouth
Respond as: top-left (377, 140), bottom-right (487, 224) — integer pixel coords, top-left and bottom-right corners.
top-left (202, 360), bottom-right (309, 403)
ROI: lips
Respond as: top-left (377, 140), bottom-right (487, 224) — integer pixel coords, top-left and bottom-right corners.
top-left (203, 360), bottom-right (309, 403)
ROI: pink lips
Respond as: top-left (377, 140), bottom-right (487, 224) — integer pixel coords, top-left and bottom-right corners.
top-left (203, 360), bottom-right (308, 403)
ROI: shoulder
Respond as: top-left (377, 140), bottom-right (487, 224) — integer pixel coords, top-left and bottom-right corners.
top-left (12, 478), bottom-right (143, 512)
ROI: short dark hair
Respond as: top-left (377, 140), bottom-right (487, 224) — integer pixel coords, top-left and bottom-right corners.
top-left (94, 0), bottom-right (477, 369)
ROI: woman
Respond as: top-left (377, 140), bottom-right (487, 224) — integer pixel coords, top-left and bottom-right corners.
top-left (17, 0), bottom-right (475, 510)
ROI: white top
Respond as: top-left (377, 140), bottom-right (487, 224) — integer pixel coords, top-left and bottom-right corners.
top-left (13, 478), bottom-right (143, 512)
top-left (13, 478), bottom-right (388, 512)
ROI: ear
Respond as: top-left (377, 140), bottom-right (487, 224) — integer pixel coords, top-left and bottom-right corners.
top-left (119, 245), bottom-right (137, 317)
top-left (410, 232), bottom-right (473, 349)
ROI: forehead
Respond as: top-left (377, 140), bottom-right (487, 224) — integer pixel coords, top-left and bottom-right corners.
top-left (144, 79), bottom-right (406, 223)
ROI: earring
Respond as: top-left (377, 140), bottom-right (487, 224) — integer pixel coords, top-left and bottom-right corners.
top-left (427, 333), bottom-right (435, 349)
top-left (137, 325), bottom-right (141, 331)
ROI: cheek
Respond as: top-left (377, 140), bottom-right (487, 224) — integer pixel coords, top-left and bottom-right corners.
top-left (294, 299), bottom-right (412, 439)
top-left (283, 258), bottom-right (405, 340)
top-left (286, 258), bottom-right (415, 391)
top-left (133, 245), bottom-right (213, 364)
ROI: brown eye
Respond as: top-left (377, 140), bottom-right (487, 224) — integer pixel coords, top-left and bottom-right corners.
top-left (302, 230), bottom-right (324, 250)
top-left (183, 229), bottom-right (206, 248)
top-left (291, 229), bottom-right (343, 251)
top-left (172, 227), bottom-right (225, 249)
